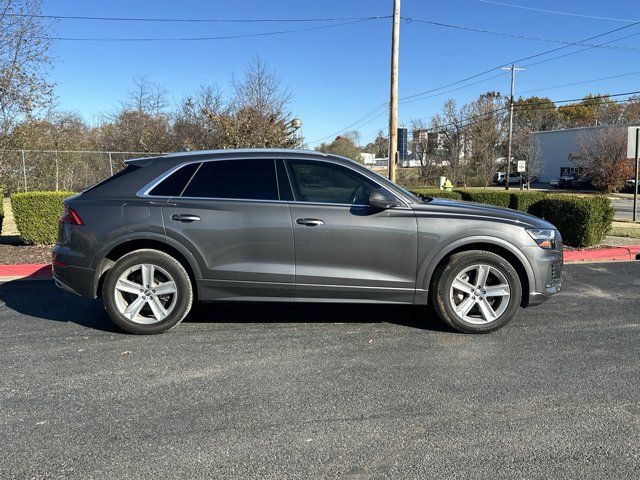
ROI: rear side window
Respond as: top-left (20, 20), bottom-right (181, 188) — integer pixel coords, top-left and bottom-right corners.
top-left (182, 159), bottom-right (278, 200)
top-left (149, 163), bottom-right (199, 196)
top-left (83, 164), bottom-right (140, 193)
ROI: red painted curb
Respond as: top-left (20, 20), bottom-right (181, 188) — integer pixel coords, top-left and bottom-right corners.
top-left (0, 263), bottom-right (51, 280)
top-left (0, 246), bottom-right (638, 280)
top-left (564, 245), bottom-right (640, 263)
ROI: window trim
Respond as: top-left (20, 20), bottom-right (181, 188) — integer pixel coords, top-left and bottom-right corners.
top-left (137, 156), bottom-right (409, 209)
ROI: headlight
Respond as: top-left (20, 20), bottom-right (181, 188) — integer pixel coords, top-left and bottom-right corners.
top-left (526, 228), bottom-right (557, 249)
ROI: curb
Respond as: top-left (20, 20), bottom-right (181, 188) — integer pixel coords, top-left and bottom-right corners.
top-left (0, 263), bottom-right (51, 281)
top-left (0, 247), bottom-right (639, 281)
top-left (564, 245), bottom-right (640, 263)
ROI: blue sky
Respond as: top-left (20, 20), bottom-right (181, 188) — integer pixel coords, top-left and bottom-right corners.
top-left (46, 0), bottom-right (640, 146)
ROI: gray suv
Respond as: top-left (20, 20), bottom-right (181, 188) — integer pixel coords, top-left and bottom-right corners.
top-left (53, 149), bottom-right (562, 334)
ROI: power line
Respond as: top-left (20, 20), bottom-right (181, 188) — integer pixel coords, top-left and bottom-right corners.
top-left (49, 18), bottom-right (382, 42)
top-left (313, 16), bottom-right (640, 142)
top-left (518, 70), bottom-right (640, 95)
top-left (6, 12), bottom-right (390, 23)
top-left (403, 17), bottom-right (640, 52)
top-left (310, 103), bottom-right (387, 144)
top-left (398, 72), bottom-right (508, 106)
top-left (522, 29), bottom-right (640, 68)
top-left (399, 19), bottom-right (640, 103)
top-left (427, 93), bottom-right (640, 133)
top-left (478, 1), bottom-right (638, 23)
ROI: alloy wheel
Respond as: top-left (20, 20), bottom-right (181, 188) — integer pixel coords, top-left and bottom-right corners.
top-left (448, 264), bottom-right (511, 324)
top-left (113, 263), bottom-right (178, 324)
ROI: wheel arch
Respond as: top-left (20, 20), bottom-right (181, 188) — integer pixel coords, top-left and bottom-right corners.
top-left (422, 237), bottom-right (534, 308)
top-left (93, 234), bottom-right (202, 299)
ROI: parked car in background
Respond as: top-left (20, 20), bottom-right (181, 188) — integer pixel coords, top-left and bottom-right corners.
top-left (559, 174), bottom-right (593, 189)
top-left (492, 172), bottom-right (507, 185)
top-left (494, 172), bottom-right (537, 186)
top-left (53, 149), bottom-right (563, 335)
top-left (549, 178), bottom-right (560, 188)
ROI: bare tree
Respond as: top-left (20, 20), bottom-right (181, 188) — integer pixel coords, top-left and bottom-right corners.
top-left (173, 85), bottom-right (224, 150)
top-left (204, 57), bottom-right (302, 148)
top-left (464, 92), bottom-right (506, 186)
top-left (410, 119), bottom-right (439, 183)
top-left (0, 0), bottom-right (54, 140)
top-left (574, 127), bottom-right (633, 193)
top-left (97, 77), bottom-right (172, 152)
top-left (430, 100), bottom-right (467, 185)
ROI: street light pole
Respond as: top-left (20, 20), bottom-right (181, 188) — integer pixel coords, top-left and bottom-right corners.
top-left (388, 0), bottom-right (400, 182)
top-left (502, 64), bottom-right (524, 191)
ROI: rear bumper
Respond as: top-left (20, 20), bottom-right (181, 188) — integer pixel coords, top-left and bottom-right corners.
top-left (52, 263), bottom-right (96, 299)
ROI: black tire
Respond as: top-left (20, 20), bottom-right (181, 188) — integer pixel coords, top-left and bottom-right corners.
top-left (431, 250), bottom-right (522, 334)
top-left (102, 249), bottom-right (193, 334)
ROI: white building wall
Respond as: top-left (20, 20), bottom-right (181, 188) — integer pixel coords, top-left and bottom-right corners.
top-left (530, 126), bottom-right (626, 183)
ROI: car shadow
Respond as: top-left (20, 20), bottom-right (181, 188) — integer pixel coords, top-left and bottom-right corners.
top-left (0, 279), bottom-right (452, 334)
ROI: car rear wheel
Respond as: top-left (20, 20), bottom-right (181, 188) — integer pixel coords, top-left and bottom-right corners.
top-left (432, 250), bottom-right (522, 333)
top-left (102, 249), bottom-right (193, 334)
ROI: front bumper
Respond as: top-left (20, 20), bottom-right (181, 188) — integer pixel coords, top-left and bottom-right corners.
top-left (521, 246), bottom-right (563, 307)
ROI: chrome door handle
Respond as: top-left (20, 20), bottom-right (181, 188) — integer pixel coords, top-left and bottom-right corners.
top-left (171, 214), bottom-right (201, 222)
top-left (296, 218), bottom-right (325, 226)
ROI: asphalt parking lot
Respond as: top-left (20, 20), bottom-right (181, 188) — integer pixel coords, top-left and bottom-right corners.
top-left (610, 195), bottom-right (637, 221)
top-left (1, 263), bottom-right (639, 479)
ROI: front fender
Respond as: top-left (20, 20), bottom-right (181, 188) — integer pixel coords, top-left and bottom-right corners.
top-left (418, 235), bottom-right (536, 299)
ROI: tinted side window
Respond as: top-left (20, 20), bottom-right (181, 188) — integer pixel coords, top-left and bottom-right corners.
top-left (182, 159), bottom-right (278, 200)
top-left (84, 165), bottom-right (140, 193)
top-left (286, 160), bottom-right (377, 205)
top-left (149, 163), bottom-right (199, 196)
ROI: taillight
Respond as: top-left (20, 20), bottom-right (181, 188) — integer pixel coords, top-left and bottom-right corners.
top-left (60, 207), bottom-right (84, 226)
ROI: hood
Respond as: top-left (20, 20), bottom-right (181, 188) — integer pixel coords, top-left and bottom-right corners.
top-left (412, 197), bottom-right (555, 229)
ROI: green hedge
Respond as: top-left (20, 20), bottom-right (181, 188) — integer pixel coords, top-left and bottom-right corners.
top-left (509, 191), bottom-right (548, 212)
top-left (456, 189), bottom-right (512, 208)
top-left (410, 187), bottom-right (463, 200)
top-left (11, 191), bottom-right (75, 245)
top-left (528, 195), bottom-right (614, 247)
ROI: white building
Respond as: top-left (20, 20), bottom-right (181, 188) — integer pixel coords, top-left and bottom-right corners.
top-left (530, 125), bottom-right (631, 183)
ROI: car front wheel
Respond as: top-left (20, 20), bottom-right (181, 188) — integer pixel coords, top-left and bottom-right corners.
top-left (102, 249), bottom-right (193, 334)
top-left (432, 250), bottom-right (522, 333)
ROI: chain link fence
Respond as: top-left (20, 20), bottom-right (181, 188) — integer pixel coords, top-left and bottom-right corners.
top-left (0, 150), bottom-right (163, 194)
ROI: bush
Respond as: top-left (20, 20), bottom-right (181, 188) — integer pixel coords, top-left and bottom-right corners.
top-left (410, 187), bottom-right (463, 200)
top-left (528, 194), bottom-right (614, 247)
top-left (456, 189), bottom-right (511, 208)
top-left (11, 191), bottom-right (75, 245)
top-left (509, 191), bottom-right (548, 212)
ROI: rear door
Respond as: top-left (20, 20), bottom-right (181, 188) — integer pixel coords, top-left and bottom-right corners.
top-left (283, 159), bottom-right (418, 303)
top-left (156, 158), bottom-right (294, 301)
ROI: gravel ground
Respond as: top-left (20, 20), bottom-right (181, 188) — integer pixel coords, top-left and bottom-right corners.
top-left (0, 243), bottom-right (51, 264)
top-left (1, 262), bottom-right (639, 479)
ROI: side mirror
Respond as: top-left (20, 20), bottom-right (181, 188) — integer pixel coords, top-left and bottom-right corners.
top-left (368, 189), bottom-right (400, 209)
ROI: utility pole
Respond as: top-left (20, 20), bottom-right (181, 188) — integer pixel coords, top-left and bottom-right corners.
top-left (388, 0), bottom-right (400, 182)
top-left (501, 64), bottom-right (524, 190)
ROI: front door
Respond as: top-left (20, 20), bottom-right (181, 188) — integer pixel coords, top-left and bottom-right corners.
top-left (161, 158), bottom-right (294, 301)
top-left (284, 159), bottom-right (418, 303)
